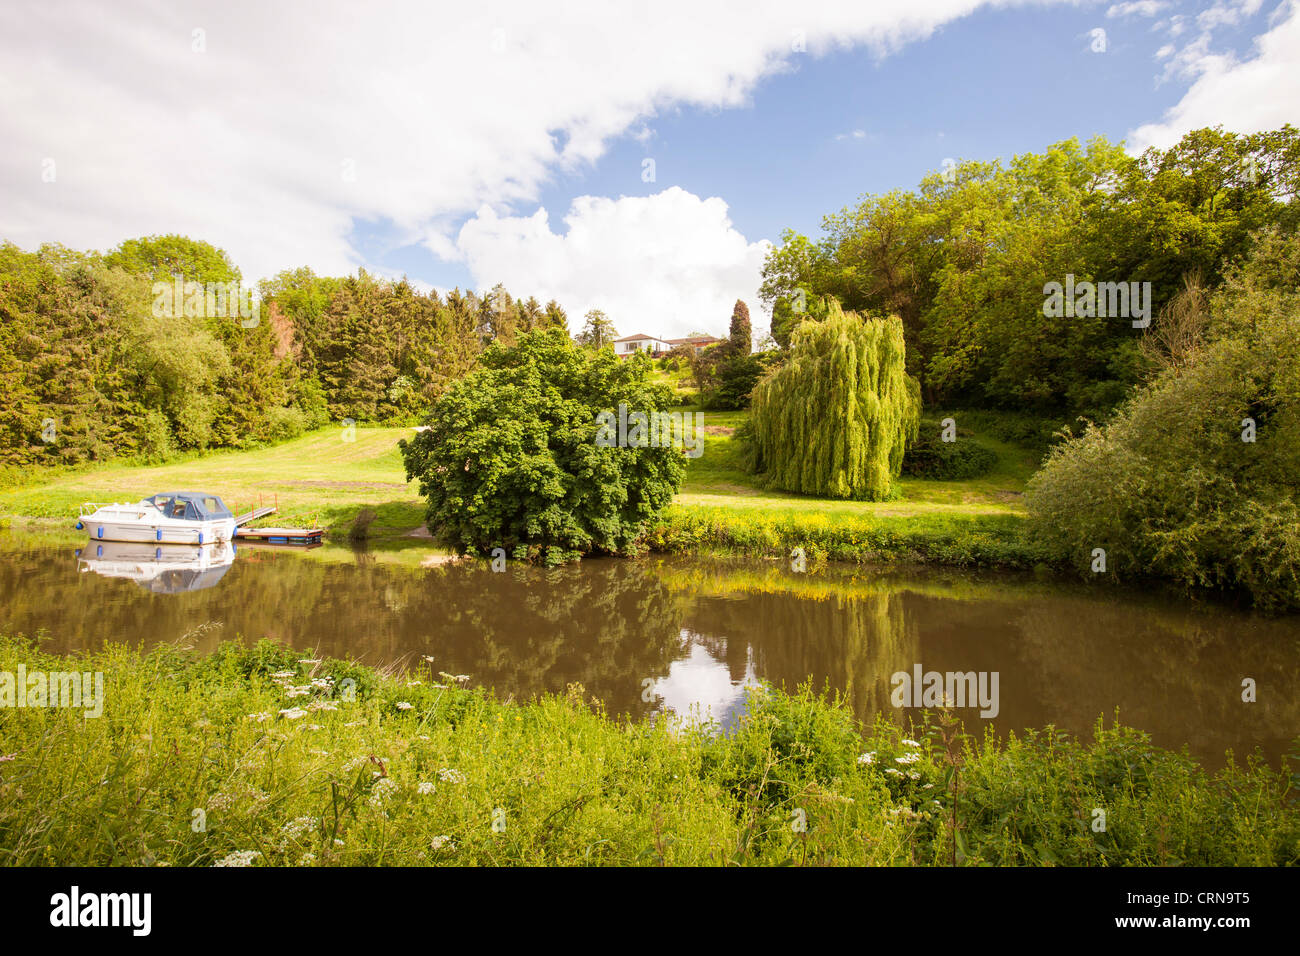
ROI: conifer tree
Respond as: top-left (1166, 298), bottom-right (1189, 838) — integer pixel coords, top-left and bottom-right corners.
top-left (729, 299), bottom-right (752, 353)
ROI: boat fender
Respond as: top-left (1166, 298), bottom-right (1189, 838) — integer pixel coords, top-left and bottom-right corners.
top-left (75, 521), bottom-right (84, 531)
top-left (198, 531), bottom-right (204, 545)
top-left (97, 527), bottom-right (103, 539)
top-left (96, 544), bottom-right (103, 557)
top-left (156, 547), bottom-right (162, 560)
top-left (157, 529), bottom-right (163, 541)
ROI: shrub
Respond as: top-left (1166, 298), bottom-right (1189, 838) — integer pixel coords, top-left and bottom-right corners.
top-left (901, 418), bottom-right (999, 479)
top-left (400, 329), bottom-right (686, 564)
top-left (1026, 275), bottom-right (1300, 609)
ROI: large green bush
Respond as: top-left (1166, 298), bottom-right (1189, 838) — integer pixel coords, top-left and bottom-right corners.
top-left (400, 329), bottom-right (687, 563)
top-left (1026, 239), bottom-right (1300, 609)
top-left (901, 418), bottom-right (999, 479)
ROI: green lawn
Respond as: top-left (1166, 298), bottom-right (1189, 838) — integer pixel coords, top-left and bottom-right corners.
top-left (0, 426), bottom-right (426, 536)
top-left (681, 407), bottom-right (1034, 519)
top-left (0, 410), bottom-right (1039, 552)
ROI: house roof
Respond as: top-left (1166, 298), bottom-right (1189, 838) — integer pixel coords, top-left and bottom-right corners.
top-left (612, 333), bottom-right (724, 346)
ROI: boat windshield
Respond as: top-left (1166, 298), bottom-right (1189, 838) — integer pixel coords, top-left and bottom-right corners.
top-left (144, 493), bottom-right (232, 521)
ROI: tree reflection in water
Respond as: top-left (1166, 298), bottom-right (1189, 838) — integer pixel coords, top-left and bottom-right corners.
top-left (1, 535), bottom-right (1296, 767)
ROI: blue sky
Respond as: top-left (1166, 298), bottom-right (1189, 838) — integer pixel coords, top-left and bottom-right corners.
top-left (357, 0), bottom-right (1285, 305)
top-left (4, 0), bottom-right (1296, 337)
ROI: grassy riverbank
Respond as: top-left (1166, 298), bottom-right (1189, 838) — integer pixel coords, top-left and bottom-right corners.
top-left (0, 412), bottom-right (1043, 567)
top-left (1, 636), bottom-right (1294, 866)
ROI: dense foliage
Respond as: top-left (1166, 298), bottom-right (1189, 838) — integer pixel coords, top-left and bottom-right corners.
top-left (1026, 229), bottom-right (1300, 610)
top-left (400, 330), bottom-right (686, 563)
top-left (761, 126), bottom-right (1299, 419)
top-left (748, 304), bottom-right (920, 499)
top-left (0, 238), bottom-right (305, 469)
top-left (901, 418), bottom-right (999, 480)
top-left (0, 236), bottom-right (569, 472)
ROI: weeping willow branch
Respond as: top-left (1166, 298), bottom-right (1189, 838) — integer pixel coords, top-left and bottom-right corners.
top-left (749, 304), bottom-right (919, 500)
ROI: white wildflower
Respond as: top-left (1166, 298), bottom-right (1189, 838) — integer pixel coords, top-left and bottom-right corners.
top-left (369, 778), bottom-right (398, 808)
top-left (281, 816), bottom-right (315, 838)
top-left (213, 850), bottom-right (260, 868)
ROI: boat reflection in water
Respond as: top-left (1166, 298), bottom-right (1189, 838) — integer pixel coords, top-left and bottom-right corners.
top-left (74, 540), bottom-right (237, 594)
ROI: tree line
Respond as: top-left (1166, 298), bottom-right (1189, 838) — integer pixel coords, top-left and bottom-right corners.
top-left (0, 236), bottom-right (572, 471)
top-left (759, 125), bottom-right (1299, 419)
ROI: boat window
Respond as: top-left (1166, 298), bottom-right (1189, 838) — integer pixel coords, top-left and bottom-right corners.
top-left (203, 497), bottom-right (221, 514)
top-left (152, 496), bottom-right (172, 513)
top-left (172, 502), bottom-right (188, 518)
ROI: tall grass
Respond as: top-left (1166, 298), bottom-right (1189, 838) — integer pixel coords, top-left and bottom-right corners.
top-left (1, 637), bottom-right (1293, 866)
top-left (645, 505), bottom-right (1048, 569)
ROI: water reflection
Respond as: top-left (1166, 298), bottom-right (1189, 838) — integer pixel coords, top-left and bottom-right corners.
top-left (75, 540), bottom-right (236, 594)
top-left (647, 633), bottom-right (760, 730)
top-left (0, 533), bottom-right (1295, 767)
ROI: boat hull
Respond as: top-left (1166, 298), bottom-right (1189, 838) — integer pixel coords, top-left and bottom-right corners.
top-left (84, 519), bottom-right (235, 544)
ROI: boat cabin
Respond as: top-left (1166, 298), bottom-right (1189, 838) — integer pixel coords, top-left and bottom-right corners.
top-left (146, 492), bottom-right (233, 522)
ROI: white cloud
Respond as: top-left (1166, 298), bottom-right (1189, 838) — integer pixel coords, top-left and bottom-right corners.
top-left (1197, 0), bottom-right (1265, 30)
top-left (456, 187), bottom-right (771, 339)
top-left (0, 0), bottom-right (1063, 289)
top-left (1107, 1), bottom-right (1168, 18)
top-left (1130, 0), bottom-right (1300, 150)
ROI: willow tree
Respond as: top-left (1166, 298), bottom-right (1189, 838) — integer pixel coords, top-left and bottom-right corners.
top-left (749, 303), bottom-right (919, 500)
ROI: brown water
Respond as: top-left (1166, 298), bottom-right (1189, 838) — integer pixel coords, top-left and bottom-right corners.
top-left (1, 532), bottom-right (1297, 767)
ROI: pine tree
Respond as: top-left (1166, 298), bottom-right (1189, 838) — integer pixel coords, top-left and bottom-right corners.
top-left (729, 299), bottom-right (752, 353)
top-left (577, 310), bottom-right (617, 348)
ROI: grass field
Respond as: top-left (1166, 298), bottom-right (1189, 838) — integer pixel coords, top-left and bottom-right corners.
top-left (0, 426), bottom-right (426, 537)
top-left (0, 408), bottom-right (1041, 563)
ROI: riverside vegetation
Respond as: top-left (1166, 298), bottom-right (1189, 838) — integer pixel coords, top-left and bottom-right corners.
top-left (1, 636), bottom-right (1295, 867)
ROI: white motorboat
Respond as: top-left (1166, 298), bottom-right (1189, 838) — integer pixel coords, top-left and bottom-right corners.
top-left (76, 539), bottom-right (236, 593)
top-left (78, 492), bottom-right (237, 545)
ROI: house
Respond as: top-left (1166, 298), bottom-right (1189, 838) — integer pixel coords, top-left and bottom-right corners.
top-left (612, 333), bottom-right (725, 359)
top-left (612, 333), bottom-right (672, 357)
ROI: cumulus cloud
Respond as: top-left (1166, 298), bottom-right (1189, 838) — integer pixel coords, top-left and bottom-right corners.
top-left (1107, 1), bottom-right (1169, 18)
top-left (1130, 0), bottom-right (1300, 150)
top-left (456, 187), bottom-right (771, 339)
top-left (0, 0), bottom-right (1061, 289)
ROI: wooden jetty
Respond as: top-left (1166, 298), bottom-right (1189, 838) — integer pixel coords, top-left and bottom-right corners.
top-left (232, 493), bottom-right (279, 527)
top-left (235, 526), bottom-right (326, 546)
top-left (232, 493), bottom-right (327, 546)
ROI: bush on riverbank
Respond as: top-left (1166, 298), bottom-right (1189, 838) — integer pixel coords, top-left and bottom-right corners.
top-left (1026, 243), bottom-right (1300, 611)
top-left (400, 330), bottom-right (685, 564)
top-left (644, 505), bottom-right (1046, 569)
top-left (1, 638), bottom-right (1293, 866)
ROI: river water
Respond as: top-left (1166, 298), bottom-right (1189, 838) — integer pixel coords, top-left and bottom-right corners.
top-left (1, 532), bottom-right (1296, 767)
